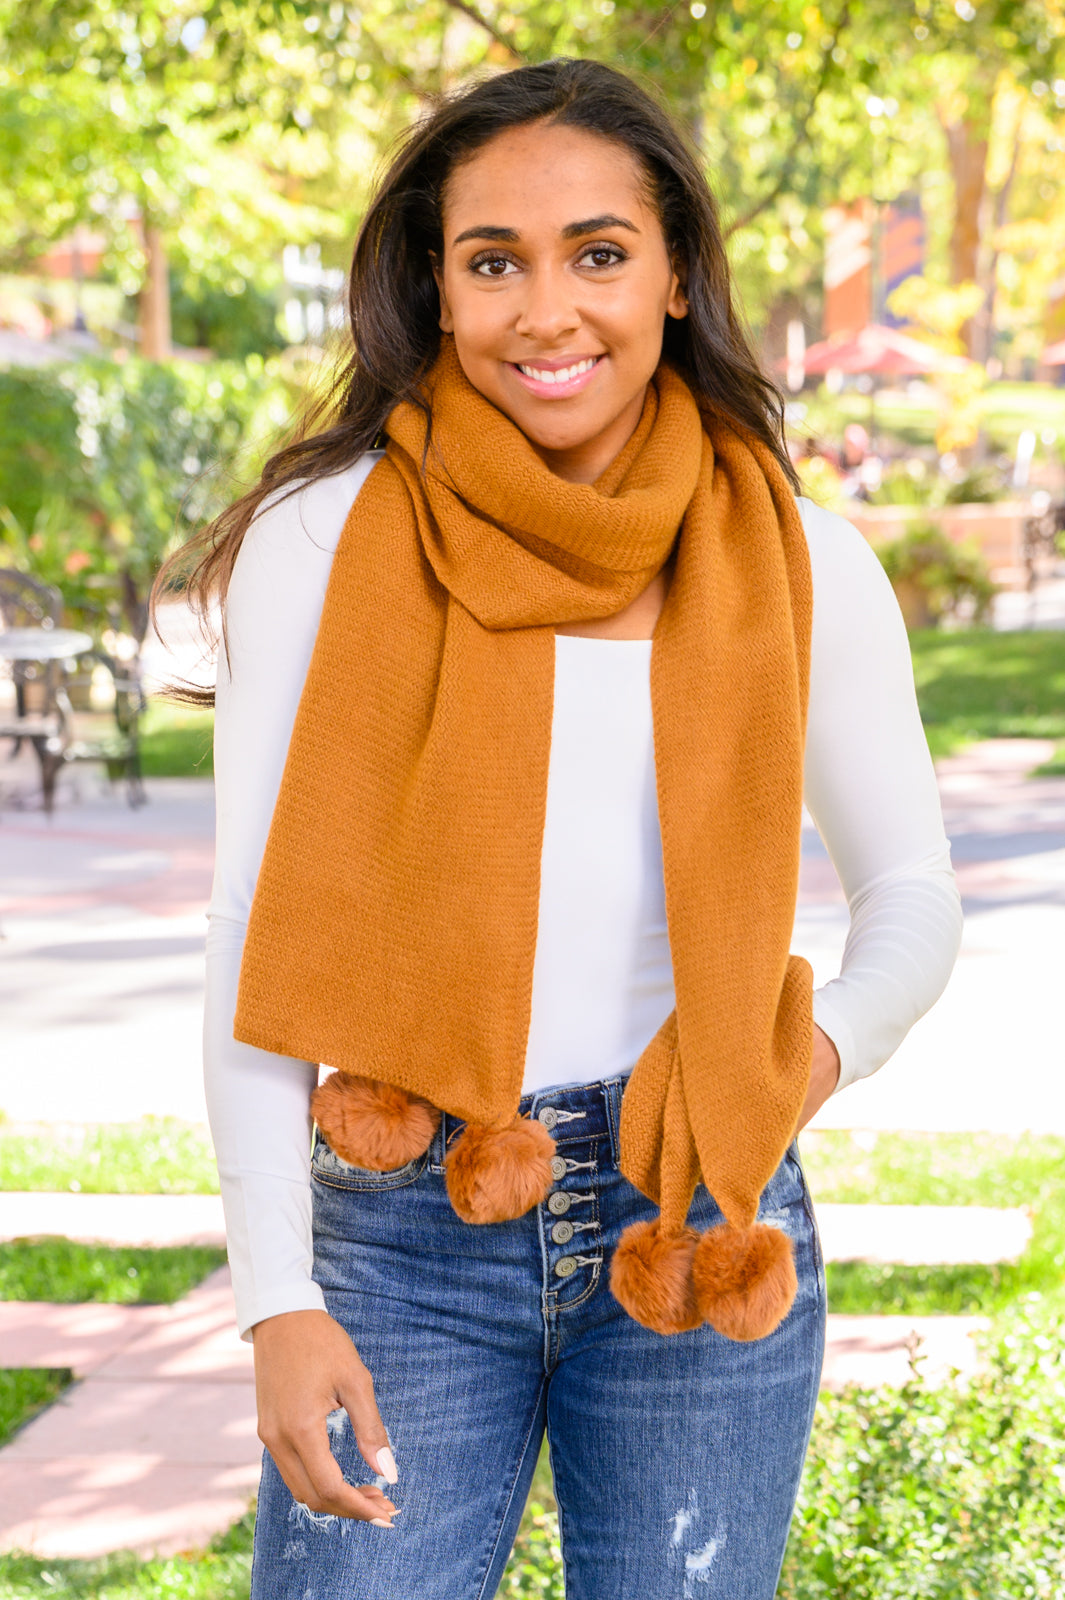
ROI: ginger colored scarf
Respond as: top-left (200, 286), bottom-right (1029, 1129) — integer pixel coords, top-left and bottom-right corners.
top-left (235, 338), bottom-right (814, 1341)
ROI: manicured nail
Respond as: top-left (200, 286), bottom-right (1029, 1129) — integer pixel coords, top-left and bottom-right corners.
top-left (370, 1517), bottom-right (394, 1529)
top-left (375, 1446), bottom-right (398, 1484)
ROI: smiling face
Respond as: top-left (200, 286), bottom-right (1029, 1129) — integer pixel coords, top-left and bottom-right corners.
top-left (432, 121), bottom-right (688, 484)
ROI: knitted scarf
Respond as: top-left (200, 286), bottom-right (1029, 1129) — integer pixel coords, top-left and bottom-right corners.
top-left (235, 338), bottom-right (814, 1341)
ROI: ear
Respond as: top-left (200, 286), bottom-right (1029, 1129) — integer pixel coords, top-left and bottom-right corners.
top-left (429, 251), bottom-right (454, 334)
top-left (666, 253), bottom-right (689, 322)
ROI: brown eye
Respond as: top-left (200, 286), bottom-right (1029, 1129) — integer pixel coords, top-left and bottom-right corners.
top-left (471, 255), bottom-right (518, 278)
top-left (581, 245), bottom-right (626, 269)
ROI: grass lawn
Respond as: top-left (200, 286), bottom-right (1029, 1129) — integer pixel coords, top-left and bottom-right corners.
top-left (0, 1240), bottom-right (226, 1304)
top-left (908, 628), bottom-right (1065, 758)
top-left (139, 702), bottom-right (213, 779)
top-left (0, 1118), bottom-right (218, 1195)
top-left (801, 1129), bottom-right (1065, 1320)
top-left (0, 1368), bottom-right (72, 1450)
top-left (0, 1512), bottom-right (255, 1600)
top-left (139, 629), bottom-right (1065, 775)
top-left (0, 1127), bottom-right (1060, 1595)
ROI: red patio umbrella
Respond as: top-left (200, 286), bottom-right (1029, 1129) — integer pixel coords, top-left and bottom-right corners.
top-left (801, 323), bottom-right (970, 377)
top-left (794, 324), bottom-right (970, 448)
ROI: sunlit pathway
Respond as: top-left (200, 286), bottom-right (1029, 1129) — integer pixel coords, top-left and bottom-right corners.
top-left (0, 1267), bottom-right (259, 1560)
top-left (804, 738), bottom-right (1065, 1135)
top-left (2, 739), bottom-right (1063, 1134)
top-left (0, 737), bottom-right (1059, 1554)
top-left (0, 1261), bottom-right (988, 1559)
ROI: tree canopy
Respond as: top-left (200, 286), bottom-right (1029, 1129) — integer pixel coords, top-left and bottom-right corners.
top-left (3, 0), bottom-right (1064, 359)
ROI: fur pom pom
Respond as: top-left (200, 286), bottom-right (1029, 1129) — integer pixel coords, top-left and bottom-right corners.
top-left (311, 1073), bottom-right (440, 1171)
top-left (609, 1219), bottom-right (702, 1335)
top-left (692, 1221), bottom-right (797, 1342)
top-left (446, 1117), bottom-right (555, 1224)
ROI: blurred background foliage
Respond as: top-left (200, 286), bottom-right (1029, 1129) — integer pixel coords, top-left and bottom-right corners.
top-left (2, 0), bottom-right (1065, 360)
top-left (0, 360), bottom-right (289, 640)
top-left (2, 1), bottom-right (1065, 647)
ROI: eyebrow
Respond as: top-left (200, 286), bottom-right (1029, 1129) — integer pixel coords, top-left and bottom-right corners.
top-left (451, 213), bottom-right (640, 246)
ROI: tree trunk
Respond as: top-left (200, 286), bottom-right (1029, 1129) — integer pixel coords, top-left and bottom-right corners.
top-left (938, 84), bottom-right (993, 356)
top-left (138, 223), bottom-right (172, 361)
top-left (970, 115), bottom-right (1022, 367)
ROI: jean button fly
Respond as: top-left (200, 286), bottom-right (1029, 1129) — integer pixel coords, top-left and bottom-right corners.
top-left (549, 1156), bottom-right (567, 1181)
top-left (551, 1220), bottom-right (574, 1245)
top-left (537, 1107), bottom-right (559, 1130)
top-left (547, 1192), bottom-right (571, 1216)
top-left (554, 1256), bottom-right (577, 1278)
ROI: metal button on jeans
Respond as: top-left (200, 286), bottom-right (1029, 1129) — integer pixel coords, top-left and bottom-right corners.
top-left (537, 1107), bottom-right (559, 1130)
top-left (551, 1220), bottom-right (574, 1245)
top-left (554, 1256), bottom-right (577, 1278)
top-left (547, 1192), bottom-right (572, 1216)
top-left (550, 1156), bottom-right (567, 1181)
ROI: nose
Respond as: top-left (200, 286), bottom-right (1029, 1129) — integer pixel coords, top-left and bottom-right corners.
top-left (513, 265), bottom-right (581, 345)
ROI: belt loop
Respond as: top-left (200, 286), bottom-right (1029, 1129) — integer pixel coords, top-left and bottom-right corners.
top-left (603, 1079), bottom-right (624, 1168)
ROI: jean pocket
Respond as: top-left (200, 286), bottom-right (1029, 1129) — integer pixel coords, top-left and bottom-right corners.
top-left (786, 1140), bottom-right (825, 1301)
top-left (311, 1136), bottom-right (428, 1191)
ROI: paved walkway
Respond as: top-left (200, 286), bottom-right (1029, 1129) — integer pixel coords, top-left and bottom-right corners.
top-left (0, 1262), bottom-right (988, 1559)
top-left (0, 1182), bottom-right (1021, 1558)
top-left (0, 1190), bottom-right (1033, 1264)
top-left (0, 1268), bottom-right (258, 1560)
top-left (0, 726), bottom-right (1060, 1557)
top-left (2, 737), bottom-right (1063, 1132)
top-left (804, 737), bottom-right (1065, 1134)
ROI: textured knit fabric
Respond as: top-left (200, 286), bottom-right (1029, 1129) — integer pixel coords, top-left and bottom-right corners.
top-left (234, 338), bottom-right (814, 1241)
top-left (205, 476), bottom-right (963, 1339)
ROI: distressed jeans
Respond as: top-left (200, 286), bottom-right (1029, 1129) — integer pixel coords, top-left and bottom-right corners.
top-left (250, 1076), bottom-right (826, 1600)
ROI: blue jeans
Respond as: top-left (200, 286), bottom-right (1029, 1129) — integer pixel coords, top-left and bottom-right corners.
top-left (251, 1077), bottom-right (826, 1599)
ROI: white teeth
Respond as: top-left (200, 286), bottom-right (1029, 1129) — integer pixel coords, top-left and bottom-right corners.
top-left (517, 357), bottom-right (597, 385)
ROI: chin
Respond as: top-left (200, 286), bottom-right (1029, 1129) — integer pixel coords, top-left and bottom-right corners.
top-left (507, 407), bottom-right (606, 455)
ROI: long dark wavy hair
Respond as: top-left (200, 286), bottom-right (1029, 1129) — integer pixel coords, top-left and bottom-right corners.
top-left (154, 57), bottom-right (798, 664)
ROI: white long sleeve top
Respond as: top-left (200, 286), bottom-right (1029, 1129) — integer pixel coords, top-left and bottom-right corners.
top-left (204, 456), bottom-right (963, 1337)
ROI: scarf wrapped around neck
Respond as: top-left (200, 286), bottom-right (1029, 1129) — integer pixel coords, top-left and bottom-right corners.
top-left (235, 337), bottom-right (814, 1341)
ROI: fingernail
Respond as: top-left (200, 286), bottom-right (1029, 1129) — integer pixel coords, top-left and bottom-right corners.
top-left (375, 1446), bottom-right (398, 1484)
top-left (370, 1517), bottom-right (394, 1529)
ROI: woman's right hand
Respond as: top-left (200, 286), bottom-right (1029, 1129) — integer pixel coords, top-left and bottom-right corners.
top-left (252, 1308), bottom-right (399, 1526)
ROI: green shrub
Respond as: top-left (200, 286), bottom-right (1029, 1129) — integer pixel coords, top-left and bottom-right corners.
top-left (868, 461), bottom-right (1007, 508)
top-left (169, 275), bottom-right (286, 362)
top-left (0, 357), bottom-right (290, 640)
top-left (779, 1300), bottom-right (1065, 1598)
top-left (875, 522), bottom-right (996, 628)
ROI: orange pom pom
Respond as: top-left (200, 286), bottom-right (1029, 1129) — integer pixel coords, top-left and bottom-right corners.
top-left (691, 1221), bottom-right (797, 1342)
top-left (311, 1073), bottom-right (440, 1171)
top-left (609, 1219), bottom-right (702, 1335)
top-left (446, 1117), bottom-right (555, 1224)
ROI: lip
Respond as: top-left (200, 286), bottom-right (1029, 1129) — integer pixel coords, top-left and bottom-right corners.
top-left (508, 354), bottom-right (604, 399)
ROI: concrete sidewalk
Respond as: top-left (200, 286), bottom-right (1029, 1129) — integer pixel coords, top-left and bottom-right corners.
top-left (0, 735), bottom-right (1059, 1560)
top-left (0, 1263), bottom-right (988, 1559)
top-left (0, 1189), bottom-right (1033, 1265)
top-left (0, 1267), bottom-right (259, 1560)
top-left (2, 739), bottom-right (1063, 1132)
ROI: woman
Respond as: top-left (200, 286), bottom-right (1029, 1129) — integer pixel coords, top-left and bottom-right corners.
top-left (182, 58), bottom-right (962, 1600)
